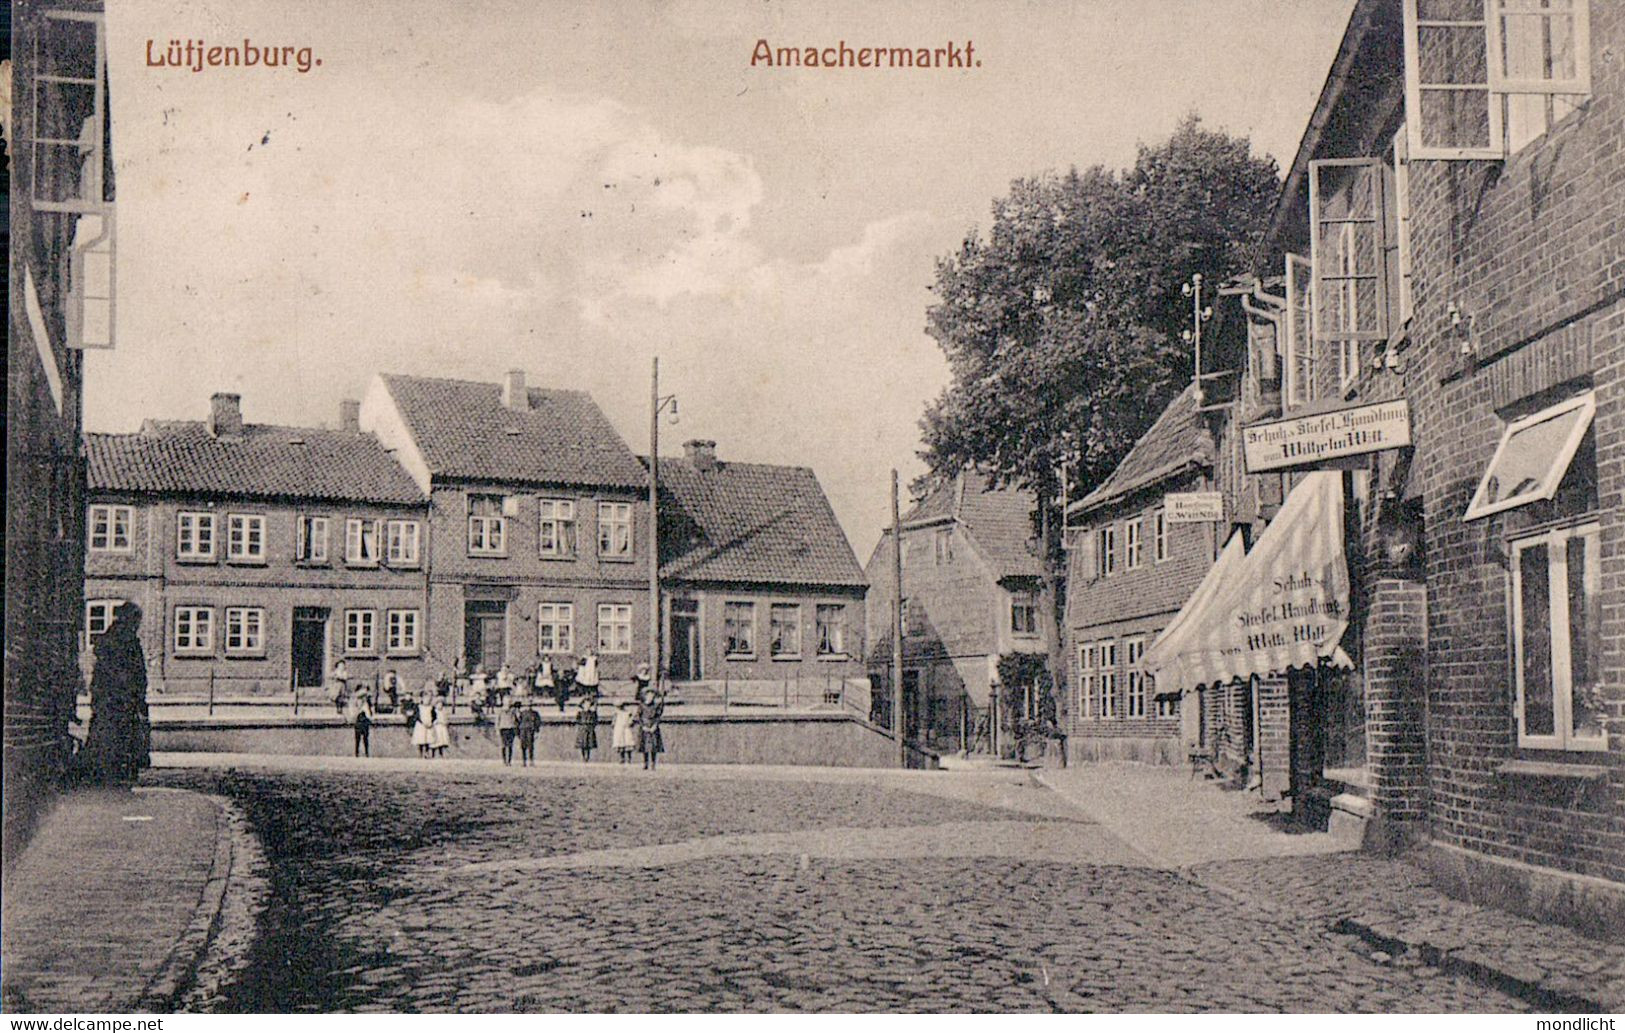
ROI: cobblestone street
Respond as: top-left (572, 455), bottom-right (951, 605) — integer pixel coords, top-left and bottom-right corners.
top-left (150, 760), bottom-right (1530, 1012)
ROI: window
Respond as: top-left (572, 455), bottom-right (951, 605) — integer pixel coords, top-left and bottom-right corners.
top-left (1310, 158), bottom-right (1388, 394)
top-left (174, 606), bottom-right (214, 654)
top-left (88, 504), bottom-right (132, 552)
top-left (346, 518), bottom-right (381, 566)
top-left (176, 512), bottom-right (216, 561)
top-left (1078, 643), bottom-right (1099, 720)
top-left (227, 514), bottom-right (267, 563)
top-left (1284, 253), bottom-right (1317, 407)
top-left (1155, 689), bottom-right (1180, 720)
top-left (598, 501), bottom-right (632, 559)
top-left (385, 520), bottom-right (421, 567)
top-left (297, 515), bottom-right (329, 563)
top-left (538, 499), bottom-right (577, 557)
top-left (538, 602), bottom-right (575, 654)
top-left (1153, 510), bottom-right (1168, 563)
top-left (1402, 0), bottom-right (1591, 160)
top-left (724, 601), bottom-right (756, 657)
top-left (815, 604), bottom-right (847, 657)
top-left (770, 604), bottom-right (802, 658)
top-left (1511, 523), bottom-right (1603, 750)
top-left (934, 527), bottom-right (954, 564)
top-left (386, 609), bottom-right (421, 654)
top-left (1011, 594), bottom-right (1038, 637)
top-left (1464, 393), bottom-right (1594, 520)
top-left (345, 609), bottom-right (378, 654)
top-left (468, 494), bottom-right (507, 555)
top-left (1125, 637), bottom-right (1147, 718)
top-left (1099, 525), bottom-right (1117, 577)
top-left (597, 603), bottom-right (633, 654)
top-left (85, 599), bottom-right (121, 641)
top-left (1390, 126), bottom-right (1415, 328)
top-left (1125, 519), bottom-right (1143, 570)
top-left (1099, 641), bottom-right (1120, 718)
top-left (224, 607), bottom-right (266, 655)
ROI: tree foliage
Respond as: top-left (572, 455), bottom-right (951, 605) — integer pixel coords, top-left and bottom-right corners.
top-left (919, 117), bottom-right (1281, 506)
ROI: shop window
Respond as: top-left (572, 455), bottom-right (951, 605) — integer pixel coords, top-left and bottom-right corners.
top-left (1511, 523), bottom-right (1603, 751)
top-left (1464, 393), bottom-right (1593, 521)
top-left (1403, 0), bottom-right (1590, 160)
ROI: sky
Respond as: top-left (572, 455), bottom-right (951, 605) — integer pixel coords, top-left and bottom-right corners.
top-left (94, 0), bottom-right (1354, 558)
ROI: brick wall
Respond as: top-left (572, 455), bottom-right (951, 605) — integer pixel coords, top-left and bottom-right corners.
top-left (1363, 578), bottom-right (1428, 824)
top-left (675, 584), bottom-right (866, 685)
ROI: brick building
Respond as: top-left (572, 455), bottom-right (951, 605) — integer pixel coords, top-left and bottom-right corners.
top-left (83, 393), bottom-right (431, 696)
top-left (865, 471), bottom-right (1048, 752)
top-left (656, 439), bottom-right (868, 697)
top-left (6, 0), bottom-right (114, 864)
top-left (361, 371), bottom-right (654, 687)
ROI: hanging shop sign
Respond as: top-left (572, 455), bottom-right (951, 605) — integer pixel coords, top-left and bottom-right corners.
top-left (1242, 399), bottom-right (1411, 473)
top-left (1164, 492), bottom-right (1224, 523)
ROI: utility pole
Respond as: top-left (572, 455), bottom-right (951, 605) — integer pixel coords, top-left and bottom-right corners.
top-left (649, 358), bottom-right (679, 686)
top-left (891, 469), bottom-right (906, 768)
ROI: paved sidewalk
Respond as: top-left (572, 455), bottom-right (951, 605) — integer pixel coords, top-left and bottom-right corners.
top-left (1, 786), bottom-right (231, 1013)
top-left (1039, 762), bottom-right (1625, 1012)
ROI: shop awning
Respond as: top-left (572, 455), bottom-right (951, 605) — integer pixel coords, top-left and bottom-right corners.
top-left (1143, 471), bottom-right (1351, 692)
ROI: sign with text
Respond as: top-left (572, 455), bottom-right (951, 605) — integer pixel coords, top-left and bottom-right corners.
top-left (1164, 492), bottom-right (1224, 523)
top-left (1243, 400), bottom-right (1411, 473)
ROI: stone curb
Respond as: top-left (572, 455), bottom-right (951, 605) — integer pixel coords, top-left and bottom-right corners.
top-left (132, 790), bottom-right (235, 1012)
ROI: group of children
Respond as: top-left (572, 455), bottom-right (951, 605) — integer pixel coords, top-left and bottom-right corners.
top-left (492, 663), bottom-right (668, 769)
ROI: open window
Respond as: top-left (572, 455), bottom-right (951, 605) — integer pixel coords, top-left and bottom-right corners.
top-left (1464, 393), bottom-right (1594, 520)
top-left (1310, 159), bottom-right (1388, 393)
top-left (1404, 0), bottom-right (1591, 160)
top-left (1283, 253), bottom-right (1315, 407)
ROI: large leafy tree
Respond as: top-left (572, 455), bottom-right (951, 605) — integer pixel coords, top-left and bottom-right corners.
top-left (919, 117), bottom-right (1281, 505)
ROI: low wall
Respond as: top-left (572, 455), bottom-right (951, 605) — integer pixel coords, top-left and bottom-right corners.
top-left (1068, 734), bottom-right (1182, 767)
top-left (152, 711), bottom-right (930, 769)
top-left (1418, 840), bottom-right (1625, 945)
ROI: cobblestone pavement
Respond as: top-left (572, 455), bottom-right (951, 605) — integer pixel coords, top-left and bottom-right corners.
top-left (151, 762), bottom-right (1528, 1012)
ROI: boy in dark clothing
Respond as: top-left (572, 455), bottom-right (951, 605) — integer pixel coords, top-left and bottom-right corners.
top-left (517, 701), bottom-right (542, 766)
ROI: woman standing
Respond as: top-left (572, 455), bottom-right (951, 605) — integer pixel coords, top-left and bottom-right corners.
top-left (81, 603), bottom-right (150, 785)
top-left (638, 688), bottom-right (666, 771)
top-left (574, 694), bottom-right (599, 763)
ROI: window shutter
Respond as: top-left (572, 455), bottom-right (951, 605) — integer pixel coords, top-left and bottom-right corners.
top-left (1487, 0), bottom-right (1590, 95)
top-left (1284, 254), bottom-right (1315, 406)
top-left (1404, 0), bottom-right (1504, 158)
top-left (1309, 158), bottom-right (1389, 346)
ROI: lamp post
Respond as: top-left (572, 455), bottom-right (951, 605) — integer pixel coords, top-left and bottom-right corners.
top-left (649, 358), bottom-right (678, 687)
top-left (1182, 273), bottom-right (1214, 405)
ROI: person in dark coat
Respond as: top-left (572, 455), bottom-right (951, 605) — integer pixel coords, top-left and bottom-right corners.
top-left (574, 694), bottom-right (599, 762)
top-left (638, 688), bottom-right (666, 771)
top-left (517, 700), bottom-right (542, 767)
top-left (81, 604), bottom-right (151, 785)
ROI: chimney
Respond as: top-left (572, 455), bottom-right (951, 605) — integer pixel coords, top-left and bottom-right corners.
top-left (684, 439), bottom-right (718, 472)
top-left (502, 369), bottom-right (528, 411)
top-left (208, 392), bottom-right (243, 439)
top-left (339, 398), bottom-right (361, 433)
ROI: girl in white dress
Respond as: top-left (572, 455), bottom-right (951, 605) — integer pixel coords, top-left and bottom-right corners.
top-left (431, 701), bottom-right (452, 757)
top-left (411, 695), bottom-right (433, 757)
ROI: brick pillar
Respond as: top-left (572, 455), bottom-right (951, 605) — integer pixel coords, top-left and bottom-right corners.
top-left (1256, 676), bottom-right (1291, 802)
top-left (1362, 577), bottom-right (1428, 849)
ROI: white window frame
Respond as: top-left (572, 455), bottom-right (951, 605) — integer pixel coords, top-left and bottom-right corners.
top-left (176, 511), bottom-right (216, 562)
top-left (815, 603), bottom-right (847, 657)
top-left (1284, 253), bottom-right (1316, 408)
top-left (1464, 393), bottom-right (1594, 521)
top-left (385, 519), bottom-right (421, 567)
top-left (724, 600), bottom-right (757, 658)
top-left (1077, 642), bottom-right (1099, 720)
top-left (297, 515), bottom-right (329, 564)
top-left (1510, 522), bottom-right (1604, 751)
top-left (85, 599), bottom-right (122, 641)
top-left (227, 513), bottom-right (267, 564)
top-left (1391, 125), bottom-right (1415, 327)
top-left (1403, 0), bottom-right (1591, 160)
top-left (1153, 510), bottom-right (1168, 564)
top-left (224, 606), bottom-right (266, 656)
top-left (598, 501), bottom-right (633, 560)
top-left (345, 609), bottom-right (378, 655)
top-left (346, 518), bottom-right (382, 567)
top-left (538, 498), bottom-right (577, 558)
top-left (174, 605), bottom-right (214, 655)
top-left (1099, 524), bottom-right (1117, 577)
top-left (597, 603), bottom-right (633, 655)
top-left (88, 504), bottom-right (132, 553)
top-left (467, 494), bottom-right (507, 556)
top-left (1125, 637), bottom-right (1147, 719)
top-left (1010, 594), bottom-right (1038, 638)
top-left (1310, 159), bottom-right (1389, 390)
top-left (1125, 518), bottom-right (1143, 571)
top-left (386, 609), bottom-right (421, 655)
top-left (537, 602), bottom-right (575, 655)
top-left (1099, 640), bottom-right (1120, 719)
top-left (769, 603), bottom-right (802, 659)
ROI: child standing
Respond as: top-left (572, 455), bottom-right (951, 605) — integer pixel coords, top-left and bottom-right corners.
top-left (611, 700), bottom-right (637, 763)
top-left (517, 699), bottom-right (542, 766)
top-left (432, 700), bottom-right (451, 758)
top-left (574, 694), bottom-right (599, 763)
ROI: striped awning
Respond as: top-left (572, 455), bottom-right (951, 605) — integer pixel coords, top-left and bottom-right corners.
top-left (1142, 471), bottom-right (1351, 692)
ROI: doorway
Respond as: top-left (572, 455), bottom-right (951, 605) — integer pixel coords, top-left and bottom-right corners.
top-left (292, 608), bottom-right (329, 688)
top-left (464, 600), bottom-right (507, 672)
top-left (669, 598), bottom-right (701, 681)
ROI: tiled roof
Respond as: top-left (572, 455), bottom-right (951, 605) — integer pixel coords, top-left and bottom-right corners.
top-left (380, 374), bottom-right (647, 489)
top-left (656, 457), bottom-right (867, 588)
top-left (86, 422), bottom-right (426, 505)
top-left (1075, 384), bottom-right (1213, 514)
top-left (902, 471), bottom-right (1043, 579)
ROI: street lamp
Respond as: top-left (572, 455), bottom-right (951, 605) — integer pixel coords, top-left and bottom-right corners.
top-left (649, 357), bottom-right (678, 688)
top-left (1181, 274), bottom-right (1214, 406)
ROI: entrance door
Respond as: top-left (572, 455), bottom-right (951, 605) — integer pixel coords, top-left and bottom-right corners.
top-left (292, 608), bottom-right (328, 687)
top-left (669, 598), bottom-right (701, 681)
top-left (902, 669), bottom-right (922, 744)
top-left (464, 600), bottom-right (507, 671)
